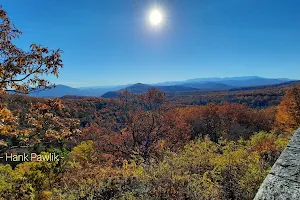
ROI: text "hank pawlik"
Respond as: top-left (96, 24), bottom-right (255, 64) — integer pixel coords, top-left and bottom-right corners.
top-left (1, 153), bottom-right (61, 162)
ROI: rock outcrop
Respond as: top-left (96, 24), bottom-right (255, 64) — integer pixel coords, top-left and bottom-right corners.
top-left (254, 128), bottom-right (300, 200)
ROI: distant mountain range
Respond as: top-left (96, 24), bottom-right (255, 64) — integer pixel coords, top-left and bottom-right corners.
top-left (101, 83), bottom-right (199, 98)
top-left (28, 85), bottom-right (130, 98)
top-left (151, 76), bottom-right (292, 86)
top-left (28, 76), bottom-right (298, 98)
top-left (29, 85), bottom-right (83, 98)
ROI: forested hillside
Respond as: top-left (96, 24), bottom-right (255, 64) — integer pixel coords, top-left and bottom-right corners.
top-left (169, 80), bottom-right (300, 108)
top-left (0, 4), bottom-right (300, 200)
top-left (1, 85), bottom-right (300, 199)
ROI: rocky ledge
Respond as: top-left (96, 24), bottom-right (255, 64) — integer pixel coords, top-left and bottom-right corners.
top-left (254, 128), bottom-right (300, 200)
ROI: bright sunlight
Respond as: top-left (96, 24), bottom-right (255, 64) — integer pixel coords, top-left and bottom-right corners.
top-left (149, 9), bottom-right (163, 26)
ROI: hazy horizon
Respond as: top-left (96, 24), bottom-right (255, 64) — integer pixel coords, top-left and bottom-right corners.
top-left (58, 76), bottom-right (296, 88)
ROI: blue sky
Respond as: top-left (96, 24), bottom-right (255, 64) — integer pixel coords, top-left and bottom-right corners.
top-left (3, 0), bottom-right (300, 87)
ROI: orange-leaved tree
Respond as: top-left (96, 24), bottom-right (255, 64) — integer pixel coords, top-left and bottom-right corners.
top-left (275, 85), bottom-right (300, 133)
top-left (0, 5), bottom-right (80, 152)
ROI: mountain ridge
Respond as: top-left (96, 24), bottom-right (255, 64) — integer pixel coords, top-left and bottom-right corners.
top-left (27, 76), bottom-right (297, 98)
top-left (101, 83), bottom-right (199, 98)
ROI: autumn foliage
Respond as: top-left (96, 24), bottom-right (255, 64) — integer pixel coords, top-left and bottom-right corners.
top-left (0, 5), bottom-right (80, 154)
top-left (275, 85), bottom-right (300, 133)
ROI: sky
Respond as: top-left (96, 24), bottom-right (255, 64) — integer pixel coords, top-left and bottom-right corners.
top-left (2, 0), bottom-right (300, 87)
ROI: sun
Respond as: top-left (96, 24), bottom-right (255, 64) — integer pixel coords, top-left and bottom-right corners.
top-left (149, 9), bottom-right (163, 26)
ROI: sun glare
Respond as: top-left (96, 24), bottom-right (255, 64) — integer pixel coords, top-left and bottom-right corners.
top-left (149, 9), bottom-right (163, 26)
